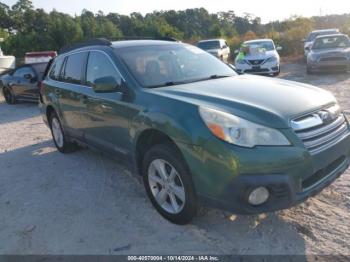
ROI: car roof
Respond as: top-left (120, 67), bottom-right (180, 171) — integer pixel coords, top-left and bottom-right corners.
top-left (244, 39), bottom-right (273, 44)
top-left (111, 40), bottom-right (180, 49)
top-left (197, 39), bottom-right (225, 43)
top-left (315, 33), bottom-right (348, 40)
top-left (310, 29), bottom-right (339, 34)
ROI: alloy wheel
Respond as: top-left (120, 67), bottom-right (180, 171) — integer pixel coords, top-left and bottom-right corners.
top-left (148, 159), bottom-right (186, 214)
top-left (51, 117), bottom-right (64, 148)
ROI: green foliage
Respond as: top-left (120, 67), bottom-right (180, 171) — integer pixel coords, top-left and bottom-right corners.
top-left (0, 0), bottom-right (349, 58)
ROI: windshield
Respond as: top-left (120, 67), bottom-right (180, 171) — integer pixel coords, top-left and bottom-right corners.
top-left (243, 41), bottom-right (275, 52)
top-left (197, 41), bottom-right (221, 50)
top-left (306, 30), bottom-right (338, 42)
top-left (312, 36), bottom-right (350, 50)
top-left (118, 44), bottom-right (236, 88)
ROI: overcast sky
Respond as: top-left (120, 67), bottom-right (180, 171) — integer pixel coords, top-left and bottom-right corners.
top-left (2, 0), bottom-right (349, 23)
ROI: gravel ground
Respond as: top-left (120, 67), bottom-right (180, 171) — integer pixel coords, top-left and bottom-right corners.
top-left (0, 61), bottom-right (349, 255)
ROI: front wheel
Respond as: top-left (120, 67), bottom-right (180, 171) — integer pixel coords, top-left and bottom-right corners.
top-left (142, 144), bottom-right (197, 225)
top-left (49, 112), bottom-right (78, 153)
top-left (306, 66), bottom-right (314, 75)
top-left (3, 87), bottom-right (17, 104)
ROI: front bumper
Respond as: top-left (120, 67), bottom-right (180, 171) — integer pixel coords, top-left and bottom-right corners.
top-left (178, 128), bottom-right (350, 214)
top-left (236, 61), bottom-right (279, 75)
top-left (308, 60), bottom-right (350, 72)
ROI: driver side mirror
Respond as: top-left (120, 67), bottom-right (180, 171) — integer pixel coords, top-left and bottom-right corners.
top-left (93, 76), bottom-right (121, 93)
top-left (234, 49), bottom-right (239, 54)
top-left (24, 73), bottom-right (33, 80)
top-left (276, 46), bottom-right (282, 51)
top-left (305, 46), bottom-right (310, 51)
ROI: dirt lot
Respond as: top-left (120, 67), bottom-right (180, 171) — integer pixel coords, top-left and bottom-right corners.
top-left (0, 61), bottom-right (349, 255)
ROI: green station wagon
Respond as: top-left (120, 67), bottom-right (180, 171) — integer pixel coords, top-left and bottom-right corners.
top-left (40, 38), bottom-right (350, 224)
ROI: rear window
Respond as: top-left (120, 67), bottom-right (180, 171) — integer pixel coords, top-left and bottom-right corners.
top-left (62, 52), bottom-right (86, 84)
top-left (49, 57), bottom-right (64, 81)
top-left (197, 41), bottom-right (220, 50)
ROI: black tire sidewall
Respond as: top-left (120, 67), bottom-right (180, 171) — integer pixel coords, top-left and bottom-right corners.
top-left (142, 144), bottom-right (197, 225)
top-left (3, 87), bottom-right (16, 104)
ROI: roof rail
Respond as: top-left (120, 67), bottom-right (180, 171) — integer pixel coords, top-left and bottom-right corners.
top-left (58, 36), bottom-right (180, 55)
top-left (113, 36), bottom-right (179, 42)
top-left (58, 38), bottom-right (112, 54)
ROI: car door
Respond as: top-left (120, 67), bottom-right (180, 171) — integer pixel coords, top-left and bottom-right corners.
top-left (55, 51), bottom-right (90, 139)
top-left (82, 50), bottom-right (133, 158)
top-left (10, 67), bottom-right (36, 98)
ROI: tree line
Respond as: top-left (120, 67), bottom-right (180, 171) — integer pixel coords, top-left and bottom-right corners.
top-left (1, 0), bottom-right (350, 58)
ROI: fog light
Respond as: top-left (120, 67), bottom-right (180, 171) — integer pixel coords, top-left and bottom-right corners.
top-left (248, 187), bottom-right (269, 206)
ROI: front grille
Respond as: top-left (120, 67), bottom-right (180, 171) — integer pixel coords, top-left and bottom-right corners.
top-left (320, 57), bottom-right (347, 62)
top-left (292, 106), bottom-right (349, 154)
top-left (245, 68), bottom-right (269, 73)
top-left (248, 59), bottom-right (265, 65)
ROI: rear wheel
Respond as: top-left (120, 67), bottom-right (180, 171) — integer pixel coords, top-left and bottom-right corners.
top-left (142, 144), bottom-right (197, 225)
top-left (306, 66), bottom-right (314, 75)
top-left (49, 111), bottom-right (78, 153)
top-left (3, 87), bottom-right (17, 104)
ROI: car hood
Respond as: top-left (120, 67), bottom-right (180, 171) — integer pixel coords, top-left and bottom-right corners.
top-left (239, 50), bottom-right (278, 61)
top-left (149, 75), bottom-right (336, 128)
top-left (310, 47), bottom-right (350, 57)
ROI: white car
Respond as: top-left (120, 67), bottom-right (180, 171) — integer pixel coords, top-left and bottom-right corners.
top-left (303, 29), bottom-right (339, 57)
top-left (196, 39), bottom-right (230, 62)
top-left (234, 39), bottom-right (282, 76)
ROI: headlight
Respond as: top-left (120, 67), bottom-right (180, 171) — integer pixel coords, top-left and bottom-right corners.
top-left (236, 59), bottom-right (247, 65)
top-left (199, 107), bottom-right (290, 148)
top-left (308, 54), bottom-right (317, 62)
top-left (265, 56), bottom-right (278, 63)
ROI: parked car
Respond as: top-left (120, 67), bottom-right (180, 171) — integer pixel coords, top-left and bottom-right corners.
top-left (196, 39), bottom-right (230, 62)
top-left (40, 39), bottom-right (350, 224)
top-left (307, 34), bottom-right (350, 74)
top-left (303, 29), bottom-right (339, 57)
top-left (234, 39), bottom-right (282, 76)
top-left (1, 62), bottom-right (48, 104)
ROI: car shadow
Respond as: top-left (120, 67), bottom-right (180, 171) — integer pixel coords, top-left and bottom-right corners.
top-left (0, 139), bottom-right (308, 256)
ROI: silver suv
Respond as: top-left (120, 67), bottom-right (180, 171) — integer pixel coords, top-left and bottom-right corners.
top-left (196, 39), bottom-right (230, 62)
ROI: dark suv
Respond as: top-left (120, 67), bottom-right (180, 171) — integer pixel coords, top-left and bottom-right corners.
top-left (40, 39), bottom-right (350, 224)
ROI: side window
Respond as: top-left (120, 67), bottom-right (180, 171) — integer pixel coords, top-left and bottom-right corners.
top-left (49, 57), bottom-right (64, 81)
top-left (13, 67), bottom-right (35, 78)
top-left (62, 52), bottom-right (86, 84)
top-left (86, 51), bottom-right (121, 92)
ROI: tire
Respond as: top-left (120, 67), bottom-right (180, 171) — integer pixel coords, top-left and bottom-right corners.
top-left (272, 68), bottom-right (280, 77)
top-left (2, 87), bottom-right (17, 104)
top-left (49, 111), bottom-right (78, 153)
top-left (306, 66), bottom-right (314, 75)
top-left (142, 144), bottom-right (197, 225)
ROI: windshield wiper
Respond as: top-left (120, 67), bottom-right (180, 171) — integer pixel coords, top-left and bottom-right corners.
top-left (209, 74), bottom-right (231, 79)
top-left (146, 81), bottom-right (187, 88)
top-left (146, 75), bottom-right (232, 88)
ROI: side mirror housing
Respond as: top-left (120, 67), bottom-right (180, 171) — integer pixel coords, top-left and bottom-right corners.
top-left (24, 73), bottom-right (33, 80)
top-left (276, 46), bottom-right (282, 51)
top-left (234, 49), bottom-right (239, 54)
top-left (305, 46), bottom-right (310, 51)
top-left (93, 76), bottom-right (121, 93)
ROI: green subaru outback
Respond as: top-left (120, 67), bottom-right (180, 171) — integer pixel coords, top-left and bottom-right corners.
top-left (40, 38), bottom-right (350, 224)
